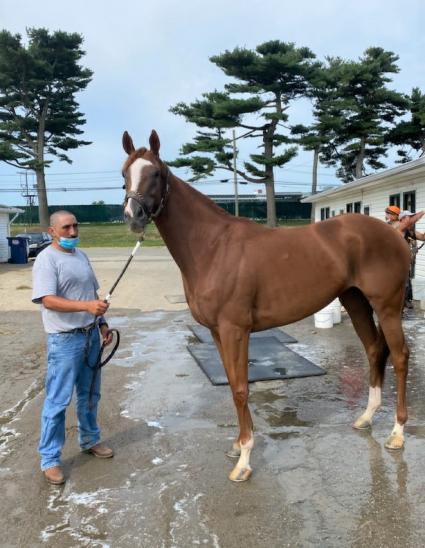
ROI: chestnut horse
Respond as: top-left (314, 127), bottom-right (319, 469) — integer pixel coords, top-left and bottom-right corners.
top-left (122, 130), bottom-right (411, 482)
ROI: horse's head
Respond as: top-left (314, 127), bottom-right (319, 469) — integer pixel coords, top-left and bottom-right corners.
top-left (121, 130), bottom-right (168, 233)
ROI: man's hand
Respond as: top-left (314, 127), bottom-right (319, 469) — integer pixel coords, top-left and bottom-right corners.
top-left (100, 324), bottom-right (113, 346)
top-left (85, 300), bottom-right (109, 316)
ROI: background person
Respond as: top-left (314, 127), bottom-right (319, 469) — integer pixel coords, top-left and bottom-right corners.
top-left (32, 210), bottom-right (113, 485)
top-left (384, 205), bottom-right (401, 226)
top-left (398, 210), bottom-right (425, 308)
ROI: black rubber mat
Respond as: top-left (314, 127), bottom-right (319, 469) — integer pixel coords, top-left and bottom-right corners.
top-left (187, 336), bottom-right (325, 385)
top-left (189, 324), bottom-right (297, 345)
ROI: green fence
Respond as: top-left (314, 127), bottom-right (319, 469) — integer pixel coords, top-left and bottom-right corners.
top-left (16, 200), bottom-right (311, 224)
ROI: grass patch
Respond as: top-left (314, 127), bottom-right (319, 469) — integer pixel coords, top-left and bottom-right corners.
top-left (11, 218), bottom-right (310, 247)
top-left (11, 222), bottom-right (164, 247)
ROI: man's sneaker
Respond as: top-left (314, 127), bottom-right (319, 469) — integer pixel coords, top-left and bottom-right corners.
top-left (43, 466), bottom-right (65, 485)
top-left (87, 442), bottom-right (114, 459)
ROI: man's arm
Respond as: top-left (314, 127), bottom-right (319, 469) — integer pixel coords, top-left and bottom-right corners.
top-left (42, 295), bottom-right (109, 316)
top-left (414, 230), bottom-right (425, 242)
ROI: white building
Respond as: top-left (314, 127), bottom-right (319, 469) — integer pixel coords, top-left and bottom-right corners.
top-left (0, 205), bottom-right (24, 262)
top-left (302, 156), bottom-right (425, 299)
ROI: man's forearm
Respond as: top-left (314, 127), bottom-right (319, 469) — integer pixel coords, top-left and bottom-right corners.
top-left (42, 295), bottom-right (90, 313)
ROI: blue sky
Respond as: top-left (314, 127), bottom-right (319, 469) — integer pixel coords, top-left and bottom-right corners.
top-left (0, 0), bottom-right (424, 207)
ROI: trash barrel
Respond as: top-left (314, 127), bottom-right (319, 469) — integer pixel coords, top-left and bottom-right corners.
top-left (7, 236), bottom-right (29, 264)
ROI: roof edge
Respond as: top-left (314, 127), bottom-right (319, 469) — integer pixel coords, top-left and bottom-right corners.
top-left (302, 156), bottom-right (425, 204)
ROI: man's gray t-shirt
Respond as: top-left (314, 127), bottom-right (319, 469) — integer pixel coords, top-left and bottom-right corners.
top-left (32, 246), bottom-right (99, 333)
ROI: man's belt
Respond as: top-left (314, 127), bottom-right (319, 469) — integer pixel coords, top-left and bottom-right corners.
top-left (61, 321), bottom-right (98, 334)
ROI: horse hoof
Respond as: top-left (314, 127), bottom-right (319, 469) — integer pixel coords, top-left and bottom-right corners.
top-left (352, 417), bottom-right (371, 430)
top-left (384, 434), bottom-right (404, 450)
top-left (226, 445), bottom-right (241, 459)
top-left (229, 465), bottom-right (252, 482)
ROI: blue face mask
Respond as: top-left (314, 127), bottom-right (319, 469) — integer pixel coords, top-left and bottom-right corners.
top-left (59, 236), bottom-right (80, 250)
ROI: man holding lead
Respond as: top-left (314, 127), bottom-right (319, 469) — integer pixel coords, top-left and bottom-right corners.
top-left (32, 210), bottom-right (113, 485)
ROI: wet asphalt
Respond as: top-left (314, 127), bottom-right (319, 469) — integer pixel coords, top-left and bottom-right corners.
top-left (1, 307), bottom-right (425, 547)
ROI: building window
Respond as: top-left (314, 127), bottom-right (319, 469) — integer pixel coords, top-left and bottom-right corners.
top-left (320, 207), bottom-right (330, 220)
top-left (403, 191), bottom-right (416, 212)
top-left (363, 206), bottom-right (370, 216)
top-left (354, 201), bottom-right (362, 213)
top-left (389, 194), bottom-right (401, 208)
top-left (346, 203), bottom-right (353, 213)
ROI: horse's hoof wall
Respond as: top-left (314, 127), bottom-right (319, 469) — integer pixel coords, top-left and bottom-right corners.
top-left (384, 434), bottom-right (404, 450)
top-left (352, 417), bottom-right (371, 430)
top-left (226, 446), bottom-right (241, 459)
top-left (229, 466), bottom-right (252, 482)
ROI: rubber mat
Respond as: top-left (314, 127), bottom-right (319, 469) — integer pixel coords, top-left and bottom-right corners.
top-left (187, 336), bottom-right (325, 385)
top-left (189, 324), bottom-right (297, 345)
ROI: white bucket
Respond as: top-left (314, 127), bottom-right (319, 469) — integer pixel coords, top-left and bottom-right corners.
top-left (329, 299), bottom-right (342, 324)
top-left (314, 309), bottom-right (334, 328)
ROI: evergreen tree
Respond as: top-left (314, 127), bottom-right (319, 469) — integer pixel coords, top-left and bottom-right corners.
top-left (319, 49), bottom-right (409, 182)
top-left (385, 87), bottom-right (425, 162)
top-left (0, 28), bottom-right (92, 227)
top-left (170, 41), bottom-right (319, 226)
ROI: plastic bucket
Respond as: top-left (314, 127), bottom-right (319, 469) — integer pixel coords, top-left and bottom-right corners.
top-left (329, 299), bottom-right (341, 324)
top-left (314, 309), bottom-right (334, 328)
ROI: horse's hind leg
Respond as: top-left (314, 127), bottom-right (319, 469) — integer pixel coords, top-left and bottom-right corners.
top-left (339, 288), bottom-right (389, 429)
top-left (214, 323), bottom-right (253, 482)
top-left (371, 297), bottom-right (408, 450)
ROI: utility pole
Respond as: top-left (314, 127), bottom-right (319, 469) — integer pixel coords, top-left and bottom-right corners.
top-left (232, 129), bottom-right (239, 217)
top-left (19, 171), bottom-right (37, 227)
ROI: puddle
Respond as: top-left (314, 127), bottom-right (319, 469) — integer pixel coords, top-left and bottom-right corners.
top-left (0, 378), bottom-right (44, 427)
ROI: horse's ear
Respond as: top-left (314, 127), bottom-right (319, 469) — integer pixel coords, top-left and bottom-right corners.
top-left (122, 131), bottom-right (135, 155)
top-left (149, 130), bottom-right (160, 157)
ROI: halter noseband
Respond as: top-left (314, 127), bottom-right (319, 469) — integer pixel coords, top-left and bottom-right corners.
top-left (124, 167), bottom-right (170, 222)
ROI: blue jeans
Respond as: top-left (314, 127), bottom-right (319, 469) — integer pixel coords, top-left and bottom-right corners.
top-left (39, 328), bottom-right (102, 471)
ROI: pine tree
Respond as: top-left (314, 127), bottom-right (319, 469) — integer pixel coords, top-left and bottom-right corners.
top-left (385, 87), bottom-right (425, 162)
top-left (319, 49), bottom-right (409, 182)
top-left (170, 41), bottom-right (319, 226)
top-left (0, 28), bottom-right (92, 227)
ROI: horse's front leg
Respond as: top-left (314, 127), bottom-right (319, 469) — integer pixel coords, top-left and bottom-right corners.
top-left (214, 324), bottom-right (253, 482)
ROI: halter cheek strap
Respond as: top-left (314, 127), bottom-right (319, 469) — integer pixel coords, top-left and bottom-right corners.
top-left (124, 167), bottom-right (170, 222)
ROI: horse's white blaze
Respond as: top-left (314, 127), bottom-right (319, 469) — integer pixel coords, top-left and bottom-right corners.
top-left (362, 386), bottom-right (382, 421)
top-left (124, 158), bottom-right (153, 217)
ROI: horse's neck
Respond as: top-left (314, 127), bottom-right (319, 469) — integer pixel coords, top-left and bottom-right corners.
top-left (155, 175), bottom-right (229, 277)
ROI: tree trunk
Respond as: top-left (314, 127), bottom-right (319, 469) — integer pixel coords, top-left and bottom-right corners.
top-left (265, 179), bottom-right (277, 227)
top-left (264, 128), bottom-right (277, 227)
top-left (355, 137), bottom-right (366, 178)
top-left (36, 102), bottom-right (49, 229)
top-left (36, 168), bottom-right (49, 229)
top-left (312, 147), bottom-right (319, 194)
top-left (310, 147), bottom-right (319, 222)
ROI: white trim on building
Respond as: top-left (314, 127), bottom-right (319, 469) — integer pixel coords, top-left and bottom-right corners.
top-left (301, 157), bottom-right (425, 299)
top-left (0, 206), bottom-right (24, 263)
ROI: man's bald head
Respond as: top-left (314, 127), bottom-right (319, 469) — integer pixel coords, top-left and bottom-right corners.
top-left (49, 210), bottom-right (77, 228)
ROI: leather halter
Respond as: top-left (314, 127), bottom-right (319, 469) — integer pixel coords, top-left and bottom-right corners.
top-left (124, 166), bottom-right (170, 222)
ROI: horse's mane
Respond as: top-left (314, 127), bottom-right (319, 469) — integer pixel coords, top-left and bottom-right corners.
top-left (171, 171), bottom-right (249, 222)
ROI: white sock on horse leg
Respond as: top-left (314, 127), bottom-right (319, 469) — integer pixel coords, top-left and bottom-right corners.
top-left (362, 386), bottom-right (382, 421)
top-left (236, 433), bottom-right (254, 470)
